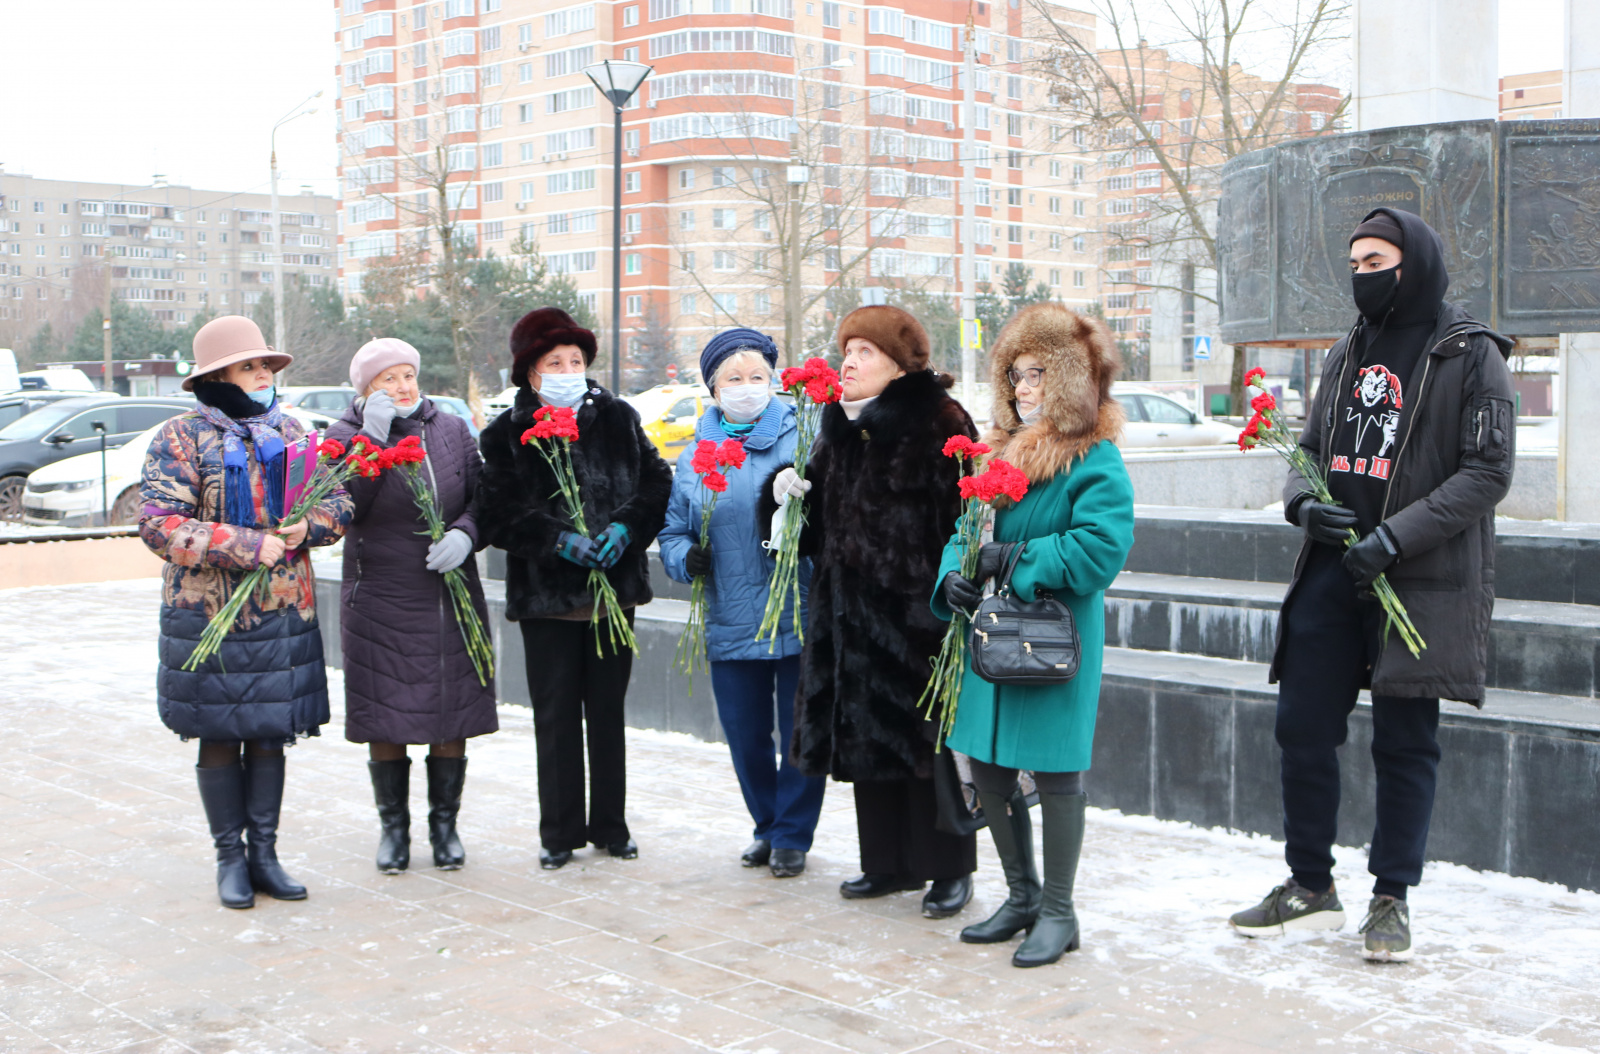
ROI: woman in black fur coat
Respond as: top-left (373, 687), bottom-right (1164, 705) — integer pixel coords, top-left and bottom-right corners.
top-left (474, 307), bottom-right (672, 870)
top-left (768, 305), bottom-right (980, 918)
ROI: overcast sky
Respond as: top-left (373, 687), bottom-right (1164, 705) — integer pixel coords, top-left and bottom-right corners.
top-left (0, 0), bottom-right (1572, 196)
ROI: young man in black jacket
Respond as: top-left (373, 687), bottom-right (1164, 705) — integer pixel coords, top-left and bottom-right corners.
top-left (1229, 208), bottom-right (1516, 961)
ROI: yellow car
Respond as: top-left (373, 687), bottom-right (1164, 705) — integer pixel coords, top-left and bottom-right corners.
top-left (625, 384), bottom-right (712, 461)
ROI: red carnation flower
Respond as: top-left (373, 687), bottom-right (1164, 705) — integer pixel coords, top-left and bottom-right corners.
top-left (1244, 366), bottom-right (1267, 387)
top-left (318, 438), bottom-right (346, 460)
top-left (690, 439), bottom-right (718, 475)
top-left (716, 439), bottom-right (747, 469)
top-left (397, 435), bottom-right (422, 449)
top-left (1251, 392), bottom-right (1276, 414)
top-left (703, 471), bottom-right (729, 494)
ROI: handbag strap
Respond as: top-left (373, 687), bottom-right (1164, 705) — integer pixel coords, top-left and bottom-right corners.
top-left (995, 540), bottom-right (1028, 595)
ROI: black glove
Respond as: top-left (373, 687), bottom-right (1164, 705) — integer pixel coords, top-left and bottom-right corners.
top-left (685, 543), bottom-right (713, 578)
top-left (974, 542), bottom-right (1018, 586)
top-left (1297, 499), bottom-right (1359, 547)
top-left (1343, 525), bottom-right (1400, 590)
top-left (941, 570), bottom-right (983, 613)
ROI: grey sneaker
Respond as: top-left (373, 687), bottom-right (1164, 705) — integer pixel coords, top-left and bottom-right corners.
top-left (1359, 895), bottom-right (1413, 962)
top-left (1230, 878), bottom-right (1346, 936)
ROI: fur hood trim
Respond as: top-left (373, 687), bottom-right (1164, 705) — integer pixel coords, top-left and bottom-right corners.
top-left (984, 302), bottom-right (1123, 483)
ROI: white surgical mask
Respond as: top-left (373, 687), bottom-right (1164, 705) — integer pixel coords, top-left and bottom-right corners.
top-left (394, 396), bottom-right (422, 417)
top-left (717, 383), bottom-right (771, 423)
top-left (1019, 403), bottom-right (1043, 426)
top-left (538, 373), bottom-right (588, 408)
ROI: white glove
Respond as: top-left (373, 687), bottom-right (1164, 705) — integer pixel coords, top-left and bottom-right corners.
top-left (771, 467), bottom-right (812, 506)
top-left (362, 389), bottom-right (397, 441)
top-left (425, 528), bottom-right (473, 573)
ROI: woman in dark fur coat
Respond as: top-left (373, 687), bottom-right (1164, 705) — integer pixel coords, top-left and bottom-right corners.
top-left (474, 307), bottom-right (672, 870)
top-left (768, 304), bottom-right (980, 918)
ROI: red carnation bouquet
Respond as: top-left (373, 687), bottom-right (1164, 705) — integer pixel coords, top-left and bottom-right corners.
top-left (1236, 367), bottom-right (1424, 657)
top-left (183, 433), bottom-right (384, 671)
top-left (672, 438), bottom-right (746, 681)
top-left (386, 435), bottom-right (496, 686)
top-left (756, 357), bottom-right (843, 647)
top-left (920, 438), bottom-right (1031, 748)
top-left (520, 405), bottom-right (637, 656)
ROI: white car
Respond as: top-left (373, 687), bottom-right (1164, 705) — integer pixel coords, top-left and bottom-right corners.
top-left (22, 419), bottom-right (171, 527)
top-left (1112, 387), bottom-right (1238, 448)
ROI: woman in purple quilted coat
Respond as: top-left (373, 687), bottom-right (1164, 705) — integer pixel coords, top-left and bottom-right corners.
top-left (325, 338), bottom-right (498, 876)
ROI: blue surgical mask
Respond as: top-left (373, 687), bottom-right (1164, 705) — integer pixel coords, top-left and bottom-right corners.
top-left (395, 397), bottom-right (422, 418)
top-left (717, 383), bottom-right (771, 423)
top-left (538, 372), bottom-right (589, 408)
top-left (246, 385), bottom-right (276, 410)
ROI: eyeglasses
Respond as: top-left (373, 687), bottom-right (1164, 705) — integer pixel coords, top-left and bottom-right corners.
top-left (1007, 367), bottom-right (1046, 387)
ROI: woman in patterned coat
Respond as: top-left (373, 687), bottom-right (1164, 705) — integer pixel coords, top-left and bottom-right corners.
top-left (140, 316), bottom-right (351, 910)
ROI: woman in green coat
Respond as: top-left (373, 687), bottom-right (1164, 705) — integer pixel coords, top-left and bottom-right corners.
top-left (932, 302), bottom-right (1135, 967)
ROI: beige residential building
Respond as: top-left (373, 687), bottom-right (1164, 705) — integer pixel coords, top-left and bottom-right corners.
top-left (0, 171), bottom-right (337, 352)
top-left (334, 0), bottom-right (1101, 373)
top-left (1500, 70), bottom-right (1563, 119)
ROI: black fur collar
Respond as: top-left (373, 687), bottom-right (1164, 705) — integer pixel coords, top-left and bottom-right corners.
top-left (822, 369), bottom-right (951, 445)
top-left (193, 380), bottom-right (268, 420)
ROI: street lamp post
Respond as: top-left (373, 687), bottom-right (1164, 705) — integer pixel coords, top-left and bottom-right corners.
top-left (270, 91), bottom-right (322, 375)
top-left (582, 60), bottom-right (653, 395)
top-left (787, 58), bottom-right (853, 367)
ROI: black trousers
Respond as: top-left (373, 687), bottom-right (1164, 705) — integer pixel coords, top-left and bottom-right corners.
top-left (1276, 544), bottom-right (1441, 900)
top-left (520, 615), bottom-right (634, 851)
top-left (854, 777), bottom-right (976, 881)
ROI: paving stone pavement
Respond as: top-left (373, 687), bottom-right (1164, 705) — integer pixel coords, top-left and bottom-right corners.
top-left (4, 579), bottom-right (1600, 1053)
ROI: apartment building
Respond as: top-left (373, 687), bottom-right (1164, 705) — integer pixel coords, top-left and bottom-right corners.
top-left (334, 0), bottom-right (1100, 372)
top-left (0, 170), bottom-right (337, 349)
top-left (1085, 46), bottom-right (1342, 385)
top-left (1500, 70), bottom-right (1563, 119)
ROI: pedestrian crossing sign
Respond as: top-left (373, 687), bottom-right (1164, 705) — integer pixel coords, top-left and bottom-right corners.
top-left (1192, 335), bottom-right (1212, 360)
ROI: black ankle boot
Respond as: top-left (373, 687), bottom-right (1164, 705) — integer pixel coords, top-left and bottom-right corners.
top-left (425, 755), bottom-right (467, 870)
top-left (961, 789), bottom-right (1040, 943)
top-left (368, 758), bottom-right (411, 874)
top-left (1014, 792), bottom-right (1086, 967)
top-left (196, 763), bottom-right (254, 909)
top-left (243, 753), bottom-right (307, 900)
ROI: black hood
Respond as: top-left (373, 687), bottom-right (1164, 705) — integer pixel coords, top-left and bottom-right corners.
top-left (1358, 206), bottom-right (1450, 328)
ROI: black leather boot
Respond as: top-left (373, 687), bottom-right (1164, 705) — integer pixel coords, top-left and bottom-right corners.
top-left (922, 874), bottom-right (973, 918)
top-left (840, 873), bottom-right (924, 899)
top-left (1013, 792), bottom-right (1086, 967)
top-left (242, 753), bottom-right (308, 900)
top-left (368, 758), bottom-right (411, 874)
top-left (961, 789), bottom-right (1040, 943)
top-left (196, 763), bottom-right (254, 909)
top-left (425, 755), bottom-right (467, 870)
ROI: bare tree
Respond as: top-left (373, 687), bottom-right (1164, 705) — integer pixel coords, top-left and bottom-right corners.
top-left (1033, 0), bottom-right (1349, 405)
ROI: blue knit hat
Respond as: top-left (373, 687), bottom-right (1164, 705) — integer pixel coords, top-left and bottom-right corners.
top-left (699, 328), bottom-right (779, 388)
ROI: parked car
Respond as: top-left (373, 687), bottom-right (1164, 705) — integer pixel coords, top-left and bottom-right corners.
top-left (0, 395), bottom-right (192, 520)
top-left (278, 385), bottom-right (357, 416)
top-left (1111, 386), bottom-right (1238, 448)
top-left (430, 395), bottom-right (483, 436)
top-left (22, 420), bottom-right (173, 527)
top-left (0, 390), bottom-right (86, 433)
top-left (625, 384), bottom-right (712, 461)
top-left (17, 367), bottom-right (99, 393)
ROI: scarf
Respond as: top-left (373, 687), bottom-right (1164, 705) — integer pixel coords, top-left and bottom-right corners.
top-left (194, 401), bottom-right (288, 528)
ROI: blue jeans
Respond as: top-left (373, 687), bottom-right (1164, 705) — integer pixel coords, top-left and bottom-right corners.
top-left (710, 657), bottom-right (825, 852)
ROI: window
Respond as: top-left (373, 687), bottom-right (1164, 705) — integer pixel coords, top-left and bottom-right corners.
top-left (444, 0), bottom-right (473, 15)
top-left (1073, 235), bottom-right (1086, 253)
top-left (680, 293), bottom-right (698, 313)
top-left (1048, 232), bottom-right (1062, 250)
top-left (1007, 113), bottom-right (1022, 137)
top-left (823, 1), bottom-right (839, 26)
top-left (1073, 199), bottom-right (1085, 217)
top-left (649, 0), bottom-right (684, 18)
top-left (1048, 196), bottom-right (1061, 215)
top-left (546, 4), bottom-right (597, 35)
top-left (518, 103), bottom-right (534, 123)
top-left (625, 172), bottom-right (641, 193)
top-left (712, 208), bottom-right (736, 229)
top-left (626, 294), bottom-right (643, 315)
top-left (712, 292), bottom-right (737, 313)
top-left (520, 182), bottom-right (537, 201)
top-left (1008, 224), bottom-right (1022, 243)
top-left (712, 166), bottom-right (736, 187)
top-left (442, 30), bottom-right (476, 57)
top-left (679, 210), bottom-right (695, 230)
top-left (482, 181), bottom-right (504, 203)
top-left (1007, 150), bottom-right (1022, 170)
top-left (363, 12), bottom-right (394, 37)
top-left (753, 250), bottom-right (769, 269)
top-left (624, 5), bottom-right (639, 25)
top-left (713, 250), bottom-right (736, 271)
top-left (679, 169), bottom-right (695, 189)
top-left (482, 26), bottom-right (501, 51)
top-left (447, 106), bottom-right (477, 132)
top-left (1073, 270), bottom-right (1085, 287)
top-left (624, 213), bottom-right (641, 234)
top-left (482, 104), bottom-right (503, 128)
top-left (753, 291), bottom-right (771, 314)
top-left (546, 45), bottom-right (595, 78)
top-left (625, 253), bottom-right (641, 274)
top-left (546, 87), bottom-right (596, 113)
top-left (680, 251), bottom-right (696, 270)
top-left (752, 210), bottom-right (771, 232)
top-left (365, 49), bottom-right (396, 75)
top-left (483, 143), bottom-right (503, 167)
top-left (546, 169), bottom-right (598, 195)
top-left (413, 43), bottom-right (428, 67)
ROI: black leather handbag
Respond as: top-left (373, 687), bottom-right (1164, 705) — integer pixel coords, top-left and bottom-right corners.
top-left (967, 541), bottom-right (1081, 685)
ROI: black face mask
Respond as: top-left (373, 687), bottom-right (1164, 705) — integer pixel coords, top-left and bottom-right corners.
top-left (1351, 265), bottom-right (1400, 322)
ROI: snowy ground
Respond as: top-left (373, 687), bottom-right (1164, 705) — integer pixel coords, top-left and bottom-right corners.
top-left (2, 578), bottom-right (1599, 1052)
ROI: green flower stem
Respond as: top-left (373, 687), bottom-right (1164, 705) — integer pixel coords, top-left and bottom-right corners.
top-left (757, 399), bottom-right (823, 648)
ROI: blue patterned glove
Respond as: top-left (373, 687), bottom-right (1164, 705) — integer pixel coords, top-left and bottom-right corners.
top-left (555, 531), bottom-right (597, 566)
top-left (589, 522), bottom-right (632, 569)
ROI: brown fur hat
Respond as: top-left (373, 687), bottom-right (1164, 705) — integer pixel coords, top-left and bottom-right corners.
top-left (836, 304), bottom-right (930, 373)
top-left (983, 302), bottom-right (1124, 483)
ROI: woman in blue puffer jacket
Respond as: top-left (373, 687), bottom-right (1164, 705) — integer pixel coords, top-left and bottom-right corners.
top-left (660, 328), bottom-right (825, 878)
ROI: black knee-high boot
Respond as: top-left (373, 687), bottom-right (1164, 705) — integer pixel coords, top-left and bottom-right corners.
top-left (426, 755), bottom-right (467, 870)
top-left (243, 753), bottom-right (308, 900)
top-left (368, 758), bottom-right (411, 874)
top-left (960, 788), bottom-right (1040, 943)
top-left (196, 763), bottom-right (254, 909)
top-left (1013, 792), bottom-right (1086, 967)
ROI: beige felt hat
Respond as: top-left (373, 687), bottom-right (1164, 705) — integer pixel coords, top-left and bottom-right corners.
top-left (183, 315), bottom-right (292, 391)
